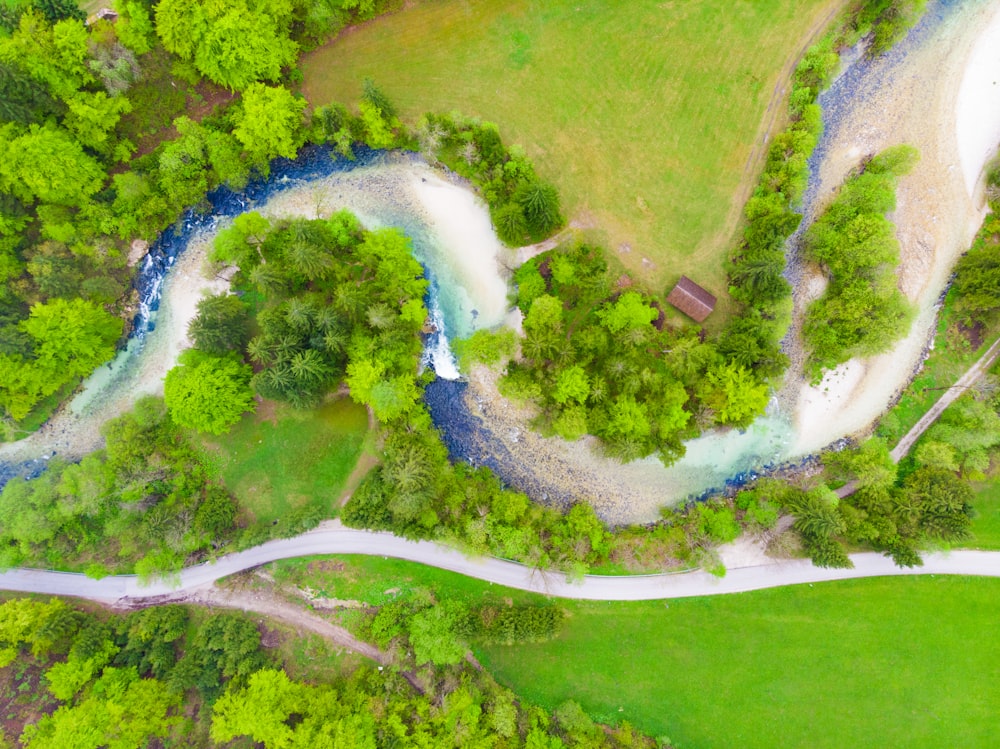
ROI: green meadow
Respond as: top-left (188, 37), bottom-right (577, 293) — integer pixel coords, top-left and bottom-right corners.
top-left (200, 397), bottom-right (372, 523)
top-left (302, 0), bottom-right (835, 301)
top-left (273, 556), bottom-right (999, 749)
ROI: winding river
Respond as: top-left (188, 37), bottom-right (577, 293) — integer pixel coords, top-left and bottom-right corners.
top-left (2, 0), bottom-right (999, 525)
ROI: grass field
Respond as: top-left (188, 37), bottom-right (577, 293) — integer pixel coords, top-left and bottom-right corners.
top-left (479, 577), bottom-right (1000, 749)
top-left (200, 397), bottom-right (372, 523)
top-left (971, 480), bottom-right (1000, 550)
top-left (273, 556), bottom-right (998, 749)
top-left (302, 0), bottom-right (835, 300)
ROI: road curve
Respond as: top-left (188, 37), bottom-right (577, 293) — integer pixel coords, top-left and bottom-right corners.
top-left (0, 521), bottom-right (997, 604)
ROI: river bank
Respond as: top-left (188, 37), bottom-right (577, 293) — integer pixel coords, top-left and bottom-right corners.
top-left (0, 150), bottom-right (511, 474)
top-left (787, 0), bottom-right (1000, 455)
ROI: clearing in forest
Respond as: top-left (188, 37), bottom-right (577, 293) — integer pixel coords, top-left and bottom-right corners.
top-left (200, 397), bottom-right (371, 523)
top-left (302, 0), bottom-right (834, 301)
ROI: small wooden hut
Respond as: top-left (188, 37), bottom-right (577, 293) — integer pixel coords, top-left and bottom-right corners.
top-left (87, 8), bottom-right (118, 25)
top-left (666, 276), bottom-right (716, 323)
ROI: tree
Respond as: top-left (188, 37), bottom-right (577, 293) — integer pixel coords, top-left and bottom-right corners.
top-left (0, 60), bottom-right (62, 124)
top-left (597, 292), bottom-right (657, 334)
top-left (232, 84), bottom-right (306, 172)
top-left (0, 123), bottom-right (106, 207)
top-left (703, 363), bottom-right (769, 426)
top-left (163, 351), bottom-right (255, 435)
top-left (515, 180), bottom-right (562, 235)
top-left (21, 667), bottom-right (180, 749)
top-left (115, 2), bottom-right (156, 55)
top-left (553, 365), bottom-right (589, 405)
top-left (409, 600), bottom-right (469, 666)
top-left (188, 293), bottom-right (250, 354)
top-left (154, 0), bottom-right (297, 90)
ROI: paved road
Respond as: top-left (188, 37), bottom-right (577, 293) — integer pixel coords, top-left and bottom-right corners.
top-left (890, 335), bottom-right (1000, 462)
top-left (0, 521), bottom-right (996, 604)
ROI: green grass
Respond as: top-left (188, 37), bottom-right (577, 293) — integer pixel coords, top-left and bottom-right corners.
top-left (302, 0), bottom-right (834, 302)
top-left (479, 577), bottom-right (1000, 749)
top-left (268, 554), bottom-right (542, 608)
top-left (268, 555), bottom-right (999, 748)
top-left (201, 397), bottom-right (371, 523)
top-left (970, 480), bottom-right (1000, 550)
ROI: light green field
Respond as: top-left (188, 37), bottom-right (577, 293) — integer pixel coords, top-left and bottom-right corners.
top-left (277, 557), bottom-right (998, 749)
top-left (971, 480), bottom-right (1000, 549)
top-left (200, 398), bottom-right (372, 523)
top-left (480, 576), bottom-right (999, 749)
top-left (302, 0), bottom-right (836, 301)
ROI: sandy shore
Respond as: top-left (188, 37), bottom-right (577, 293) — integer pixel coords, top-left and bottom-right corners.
top-left (789, 0), bottom-right (1000, 456)
top-left (956, 6), bottom-right (1000, 198)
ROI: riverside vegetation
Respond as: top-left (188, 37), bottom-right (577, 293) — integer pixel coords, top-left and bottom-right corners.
top-left (742, 158), bottom-right (1000, 568)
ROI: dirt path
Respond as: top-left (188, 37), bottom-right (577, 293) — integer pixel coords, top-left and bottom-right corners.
top-left (889, 335), bottom-right (1000, 462)
top-left (119, 582), bottom-right (427, 692)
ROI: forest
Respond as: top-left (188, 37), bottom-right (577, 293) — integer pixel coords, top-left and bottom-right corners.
top-left (0, 595), bottom-right (663, 748)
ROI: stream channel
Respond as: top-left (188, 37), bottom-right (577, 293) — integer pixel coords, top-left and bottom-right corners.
top-left (1, 0), bottom-right (999, 524)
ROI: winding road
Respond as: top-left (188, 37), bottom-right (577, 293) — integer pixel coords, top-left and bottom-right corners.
top-left (0, 520), bottom-right (997, 605)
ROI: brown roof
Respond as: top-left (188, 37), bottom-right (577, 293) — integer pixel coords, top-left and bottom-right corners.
top-left (666, 276), bottom-right (716, 323)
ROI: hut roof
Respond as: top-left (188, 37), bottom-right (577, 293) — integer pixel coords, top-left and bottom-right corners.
top-left (87, 8), bottom-right (118, 24)
top-left (666, 276), bottom-right (716, 323)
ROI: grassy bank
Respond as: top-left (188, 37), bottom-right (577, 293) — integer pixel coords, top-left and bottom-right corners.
top-left (876, 286), bottom-right (1000, 448)
top-left (301, 0), bottom-right (834, 298)
top-left (262, 555), bottom-right (998, 749)
top-left (200, 397), bottom-right (372, 523)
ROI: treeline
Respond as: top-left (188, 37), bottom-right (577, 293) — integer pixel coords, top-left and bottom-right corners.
top-left (362, 595), bottom-right (565, 667)
top-left (953, 161), bottom-right (1000, 324)
top-left (0, 596), bottom-right (663, 748)
top-left (420, 112), bottom-right (563, 244)
top-left (802, 145), bottom-right (917, 380)
top-left (752, 434), bottom-right (974, 568)
top-left (851, 0), bottom-right (928, 57)
top-left (498, 244), bottom-right (768, 465)
top-left (0, 397), bottom-right (238, 576)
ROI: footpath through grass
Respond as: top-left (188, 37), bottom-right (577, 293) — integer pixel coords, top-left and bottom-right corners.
top-left (479, 576), bottom-right (1000, 749)
top-left (302, 0), bottom-right (833, 298)
top-left (876, 286), bottom-right (1000, 448)
top-left (200, 397), bottom-right (372, 523)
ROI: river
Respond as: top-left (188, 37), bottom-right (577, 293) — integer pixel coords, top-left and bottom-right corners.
top-left (2, 0), bottom-right (999, 523)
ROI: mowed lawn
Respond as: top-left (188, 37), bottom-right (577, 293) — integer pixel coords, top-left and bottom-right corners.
top-left (200, 397), bottom-right (372, 523)
top-left (302, 0), bottom-right (835, 300)
top-left (478, 576), bottom-right (1000, 749)
top-left (971, 480), bottom-right (1000, 550)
